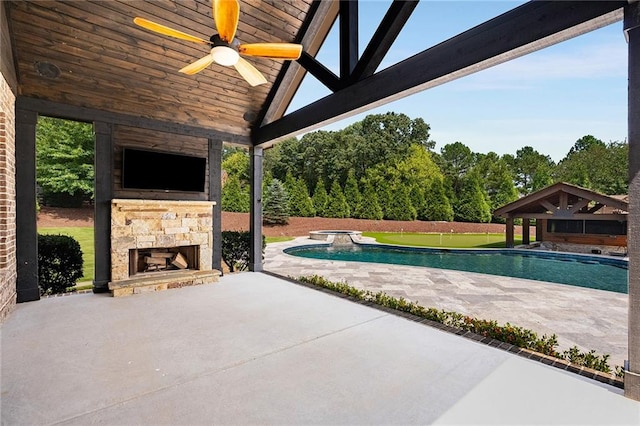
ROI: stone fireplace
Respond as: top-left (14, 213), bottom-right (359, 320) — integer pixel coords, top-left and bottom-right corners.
top-left (108, 199), bottom-right (220, 296)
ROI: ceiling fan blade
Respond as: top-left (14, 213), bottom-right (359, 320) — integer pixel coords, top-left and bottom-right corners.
top-left (179, 54), bottom-right (215, 75)
top-left (213, 0), bottom-right (240, 43)
top-left (238, 43), bottom-right (303, 60)
top-left (233, 57), bottom-right (267, 86)
top-left (133, 17), bottom-right (210, 44)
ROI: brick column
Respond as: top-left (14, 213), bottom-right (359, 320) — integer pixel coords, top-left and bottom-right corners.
top-left (0, 71), bottom-right (17, 321)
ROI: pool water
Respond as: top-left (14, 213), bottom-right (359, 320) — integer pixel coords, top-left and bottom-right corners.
top-left (284, 244), bottom-right (629, 294)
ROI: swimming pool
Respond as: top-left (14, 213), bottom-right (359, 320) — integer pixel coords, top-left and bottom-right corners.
top-left (284, 243), bottom-right (629, 294)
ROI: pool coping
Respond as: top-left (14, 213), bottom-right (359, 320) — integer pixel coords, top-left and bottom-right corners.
top-left (263, 270), bottom-right (625, 389)
top-left (283, 241), bottom-right (629, 294)
top-left (284, 241), bottom-right (629, 268)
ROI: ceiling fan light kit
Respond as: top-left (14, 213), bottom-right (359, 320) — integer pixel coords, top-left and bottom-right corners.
top-left (133, 0), bottom-right (302, 86)
top-left (211, 46), bottom-right (239, 66)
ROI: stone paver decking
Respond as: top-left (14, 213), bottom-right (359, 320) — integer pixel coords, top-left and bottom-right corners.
top-left (264, 237), bottom-right (628, 369)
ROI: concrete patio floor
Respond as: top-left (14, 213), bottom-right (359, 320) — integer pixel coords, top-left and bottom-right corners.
top-left (1, 272), bottom-right (639, 425)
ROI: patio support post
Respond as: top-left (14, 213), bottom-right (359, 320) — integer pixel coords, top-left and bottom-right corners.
top-left (93, 122), bottom-right (113, 292)
top-left (522, 218), bottom-right (530, 245)
top-left (535, 219), bottom-right (543, 242)
top-left (208, 138), bottom-right (223, 273)
top-left (15, 107), bottom-right (39, 302)
top-left (249, 146), bottom-right (263, 272)
top-left (505, 217), bottom-right (514, 248)
top-left (625, 1), bottom-right (640, 401)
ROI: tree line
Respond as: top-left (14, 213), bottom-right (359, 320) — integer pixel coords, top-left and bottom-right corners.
top-left (33, 114), bottom-right (628, 223)
top-left (222, 112), bottom-right (628, 223)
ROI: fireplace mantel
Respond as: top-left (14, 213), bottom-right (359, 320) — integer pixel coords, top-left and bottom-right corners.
top-left (109, 199), bottom-right (219, 296)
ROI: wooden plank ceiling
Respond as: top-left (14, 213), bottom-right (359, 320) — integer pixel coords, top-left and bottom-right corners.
top-left (6, 1), bottom-right (628, 148)
top-left (6, 0), bottom-right (314, 143)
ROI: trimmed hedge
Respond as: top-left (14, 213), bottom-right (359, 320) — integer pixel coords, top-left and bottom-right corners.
top-left (38, 234), bottom-right (84, 295)
top-left (221, 231), bottom-right (266, 272)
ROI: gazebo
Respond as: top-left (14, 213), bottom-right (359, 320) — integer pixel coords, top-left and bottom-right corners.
top-left (494, 182), bottom-right (629, 251)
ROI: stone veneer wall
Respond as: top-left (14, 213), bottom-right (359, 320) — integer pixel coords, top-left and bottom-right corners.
top-left (0, 71), bottom-right (16, 322)
top-left (111, 199), bottom-right (215, 282)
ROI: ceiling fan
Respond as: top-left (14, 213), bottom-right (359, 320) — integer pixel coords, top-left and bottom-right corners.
top-left (133, 0), bottom-right (303, 86)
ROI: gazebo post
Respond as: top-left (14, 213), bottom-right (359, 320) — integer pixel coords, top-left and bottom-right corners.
top-left (505, 216), bottom-right (515, 248)
top-left (624, 1), bottom-right (640, 401)
top-left (522, 218), bottom-right (530, 245)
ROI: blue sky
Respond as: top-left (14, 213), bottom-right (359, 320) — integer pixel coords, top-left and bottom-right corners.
top-left (286, 1), bottom-right (628, 163)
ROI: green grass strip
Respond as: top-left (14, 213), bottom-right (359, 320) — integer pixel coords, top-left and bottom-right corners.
top-left (362, 232), bottom-right (524, 248)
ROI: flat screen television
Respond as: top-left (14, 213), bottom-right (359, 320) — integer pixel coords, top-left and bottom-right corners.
top-left (122, 147), bottom-right (207, 192)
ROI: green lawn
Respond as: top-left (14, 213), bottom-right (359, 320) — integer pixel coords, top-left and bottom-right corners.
top-left (38, 227), bottom-right (94, 283)
top-left (265, 236), bottom-right (294, 244)
top-left (362, 232), bottom-right (522, 248)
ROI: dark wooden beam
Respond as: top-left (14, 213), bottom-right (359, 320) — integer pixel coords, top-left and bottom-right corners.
top-left (249, 147), bottom-right (263, 272)
top-left (254, 1), bottom-right (624, 145)
top-left (339, 0), bottom-right (358, 82)
top-left (15, 108), bottom-right (39, 303)
top-left (351, 0), bottom-right (419, 81)
top-left (297, 51), bottom-right (342, 92)
top-left (16, 97), bottom-right (251, 145)
top-left (92, 121), bottom-right (113, 293)
top-left (209, 138), bottom-right (223, 274)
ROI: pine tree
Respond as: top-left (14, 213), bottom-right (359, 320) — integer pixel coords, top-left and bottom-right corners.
top-left (288, 177), bottom-right (315, 217)
top-left (385, 183), bottom-right (416, 221)
top-left (454, 174), bottom-right (491, 223)
top-left (343, 170), bottom-right (361, 217)
top-left (409, 185), bottom-right (426, 219)
top-left (420, 178), bottom-right (454, 221)
top-left (263, 179), bottom-right (289, 225)
top-left (311, 180), bottom-right (328, 217)
top-left (353, 179), bottom-right (383, 220)
top-left (221, 175), bottom-right (250, 212)
top-left (324, 180), bottom-right (350, 218)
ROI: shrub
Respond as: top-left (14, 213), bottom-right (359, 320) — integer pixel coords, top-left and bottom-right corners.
top-left (221, 231), bottom-right (266, 272)
top-left (38, 234), bottom-right (84, 295)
